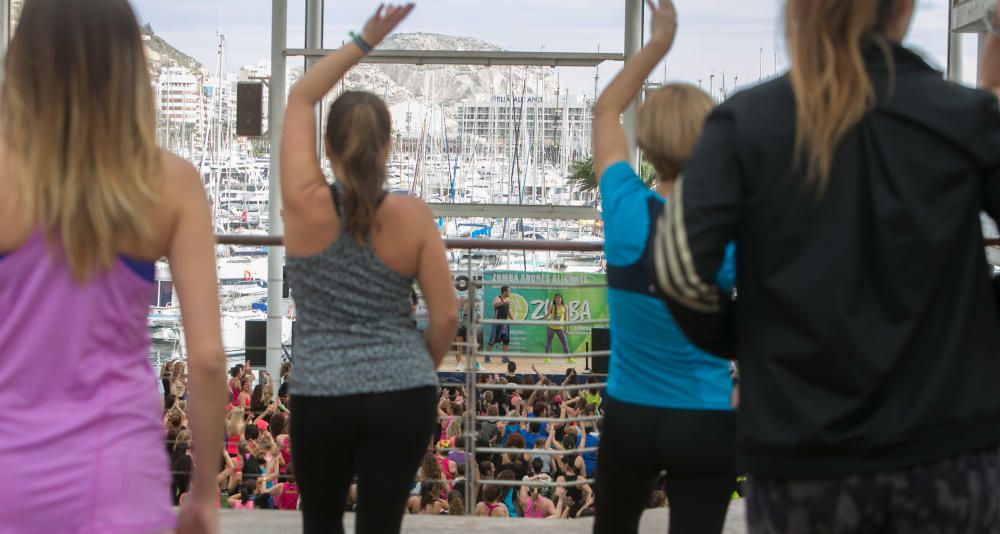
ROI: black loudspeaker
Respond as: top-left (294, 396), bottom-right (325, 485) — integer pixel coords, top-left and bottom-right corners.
top-left (282, 266), bottom-right (290, 298)
top-left (591, 327), bottom-right (610, 375)
top-left (245, 320), bottom-right (267, 367)
top-left (236, 82), bottom-right (264, 137)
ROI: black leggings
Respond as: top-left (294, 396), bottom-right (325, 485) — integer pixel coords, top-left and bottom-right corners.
top-left (747, 446), bottom-right (1000, 533)
top-left (594, 395), bottom-right (737, 534)
top-left (291, 387), bottom-right (437, 534)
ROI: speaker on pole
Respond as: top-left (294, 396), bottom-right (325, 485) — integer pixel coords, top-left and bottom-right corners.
top-left (236, 82), bottom-right (264, 137)
top-left (282, 266), bottom-right (290, 298)
top-left (245, 319), bottom-right (267, 367)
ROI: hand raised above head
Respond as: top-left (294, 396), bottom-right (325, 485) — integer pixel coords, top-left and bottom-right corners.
top-left (645, 0), bottom-right (677, 49)
top-left (361, 3), bottom-right (416, 48)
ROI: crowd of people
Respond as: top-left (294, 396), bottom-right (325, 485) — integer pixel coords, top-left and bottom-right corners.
top-left (5, 0), bottom-right (1000, 533)
top-left (160, 356), bottom-right (673, 519)
top-left (163, 361), bottom-right (297, 510)
top-left (415, 362), bottom-right (612, 519)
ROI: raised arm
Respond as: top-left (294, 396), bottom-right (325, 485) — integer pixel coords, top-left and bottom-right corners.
top-left (981, 0), bottom-right (1000, 99)
top-left (531, 364), bottom-right (546, 383)
top-left (280, 4), bottom-right (415, 213)
top-left (592, 0), bottom-right (677, 179)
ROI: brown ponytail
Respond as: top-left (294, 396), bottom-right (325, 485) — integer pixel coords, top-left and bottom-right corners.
top-left (786, 0), bottom-right (896, 191)
top-left (325, 91), bottom-right (392, 243)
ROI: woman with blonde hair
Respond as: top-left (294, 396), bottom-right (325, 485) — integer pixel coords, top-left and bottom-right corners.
top-left (281, 4), bottom-right (456, 533)
top-left (0, 1), bottom-right (225, 532)
top-left (653, 0), bottom-right (1000, 530)
top-left (226, 407), bottom-right (247, 457)
top-left (590, 1), bottom-right (737, 533)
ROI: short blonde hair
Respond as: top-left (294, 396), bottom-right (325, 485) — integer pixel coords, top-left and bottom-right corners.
top-left (637, 84), bottom-right (714, 183)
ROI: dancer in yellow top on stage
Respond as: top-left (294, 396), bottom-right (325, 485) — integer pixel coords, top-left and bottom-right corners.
top-left (544, 294), bottom-right (575, 364)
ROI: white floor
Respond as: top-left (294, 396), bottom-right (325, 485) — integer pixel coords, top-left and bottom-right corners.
top-left (219, 499), bottom-right (748, 533)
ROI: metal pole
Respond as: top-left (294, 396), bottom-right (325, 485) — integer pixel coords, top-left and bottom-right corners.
top-left (305, 0), bottom-right (325, 157)
top-left (980, 31), bottom-right (989, 85)
top-left (265, 0), bottom-right (288, 394)
top-left (623, 0), bottom-right (643, 168)
top-left (305, 0), bottom-right (325, 65)
top-left (947, 0), bottom-right (964, 82)
top-left (0, 0), bottom-right (10, 73)
top-left (465, 265), bottom-right (478, 516)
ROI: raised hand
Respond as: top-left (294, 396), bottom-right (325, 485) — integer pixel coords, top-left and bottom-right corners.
top-left (361, 3), bottom-right (416, 48)
top-left (645, 0), bottom-right (677, 50)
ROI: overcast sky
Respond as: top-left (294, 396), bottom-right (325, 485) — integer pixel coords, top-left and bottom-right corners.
top-left (132, 0), bottom-right (982, 95)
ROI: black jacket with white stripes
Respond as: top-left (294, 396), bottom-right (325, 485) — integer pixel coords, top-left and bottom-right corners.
top-left (652, 42), bottom-right (1000, 477)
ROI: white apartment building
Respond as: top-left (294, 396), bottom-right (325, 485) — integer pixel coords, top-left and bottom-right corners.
top-left (453, 92), bottom-right (593, 153)
top-left (156, 67), bottom-right (203, 126)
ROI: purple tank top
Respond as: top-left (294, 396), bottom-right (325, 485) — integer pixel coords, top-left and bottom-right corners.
top-left (0, 230), bottom-right (174, 532)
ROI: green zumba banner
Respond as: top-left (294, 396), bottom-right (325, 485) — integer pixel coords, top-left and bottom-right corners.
top-left (481, 271), bottom-right (608, 354)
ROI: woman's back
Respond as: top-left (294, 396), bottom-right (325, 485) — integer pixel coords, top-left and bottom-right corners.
top-left (662, 42), bottom-right (1000, 476)
top-left (0, 150), bottom-right (216, 531)
top-left (599, 157), bottom-right (735, 411)
top-left (0, 2), bottom-right (225, 533)
top-left (286, 187), bottom-right (438, 396)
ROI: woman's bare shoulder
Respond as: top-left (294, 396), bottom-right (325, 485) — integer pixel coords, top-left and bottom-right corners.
top-left (385, 194), bottom-right (434, 219)
top-left (379, 194), bottom-right (436, 240)
top-left (158, 150), bottom-right (202, 194)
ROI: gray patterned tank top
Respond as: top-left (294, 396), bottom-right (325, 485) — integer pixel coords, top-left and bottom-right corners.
top-left (286, 184), bottom-right (438, 397)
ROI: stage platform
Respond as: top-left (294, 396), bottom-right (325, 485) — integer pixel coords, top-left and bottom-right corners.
top-left (220, 499), bottom-right (748, 533)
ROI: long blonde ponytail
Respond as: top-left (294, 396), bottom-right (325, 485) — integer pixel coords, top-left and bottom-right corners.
top-left (786, 0), bottom-right (895, 191)
top-left (3, 0), bottom-right (160, 281)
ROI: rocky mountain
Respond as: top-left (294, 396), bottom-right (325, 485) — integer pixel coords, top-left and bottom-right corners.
top-left (142, 24), bottom-right (206, 76)
top-left (299, 32), bottom-right (564, 106)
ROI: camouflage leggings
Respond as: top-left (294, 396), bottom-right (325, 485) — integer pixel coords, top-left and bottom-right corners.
top-left (747, 447), bottom-right (1000, 534)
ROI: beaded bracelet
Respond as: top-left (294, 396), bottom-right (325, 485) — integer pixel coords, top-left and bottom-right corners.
top-left (349, 31), bottom-right (373, 54)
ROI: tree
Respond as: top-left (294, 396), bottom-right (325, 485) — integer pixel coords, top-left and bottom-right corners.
top-left (566, 156), bottom-right (657, 194)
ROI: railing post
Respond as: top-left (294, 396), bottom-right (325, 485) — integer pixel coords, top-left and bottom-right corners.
top-left (465, 253), bottom-right (477, 515)
top-left (265, 0), bottom-right (288, 391)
